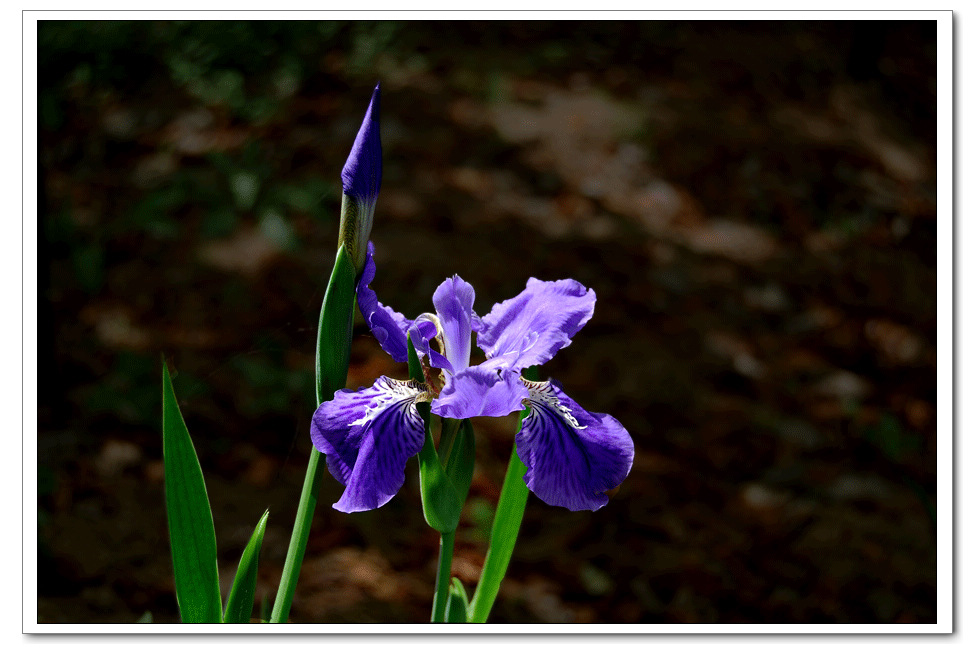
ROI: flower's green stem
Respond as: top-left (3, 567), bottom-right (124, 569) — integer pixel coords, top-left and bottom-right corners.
top-left (432, 530), bottom-right (456, 623)
top-left (270, 247), bottom-right (356, 623)
top-left (269, 449), bottom-right (326, 623)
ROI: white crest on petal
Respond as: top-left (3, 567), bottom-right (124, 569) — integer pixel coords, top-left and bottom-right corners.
top-left (523, 379), bottom-right (587, 431)
top-left (350, 378), bottom-right (431, 428)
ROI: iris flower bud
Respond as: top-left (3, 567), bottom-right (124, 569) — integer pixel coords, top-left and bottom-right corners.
top-left (339, 83), bottom-right (382, 274)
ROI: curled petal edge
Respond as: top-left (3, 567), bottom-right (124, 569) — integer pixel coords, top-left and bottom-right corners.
top-left (356, 242), bottom-right (411, 362)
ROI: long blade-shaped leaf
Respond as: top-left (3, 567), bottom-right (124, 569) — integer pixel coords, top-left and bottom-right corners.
top-left (162, 361), bottom-right (222, 623)
top-left (223, 509), bottom-right (269, 623)
top-left (467, 366), bottom-right (537, 623)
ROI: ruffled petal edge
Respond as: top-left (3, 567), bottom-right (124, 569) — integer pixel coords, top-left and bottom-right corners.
top-left (431, 364), bottom-right (528, 419)
top-left (476, 278), bottom-right (596, 371)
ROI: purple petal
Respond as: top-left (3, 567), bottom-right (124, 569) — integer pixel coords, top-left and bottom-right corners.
top-left (432, 275), bottom-right (477, 373)
top-left (515, 380), bottom-right (634, 511)
top-left (477, 278), bottom-right (596, 371)
top-left (341, 83), bottom-right (382, 202)
top-left (311, 376), bottom-right (427, 512)
top-left (356, 242), bottom-right (410, 362)
top-left (431, 364), bottom-right (528, 419)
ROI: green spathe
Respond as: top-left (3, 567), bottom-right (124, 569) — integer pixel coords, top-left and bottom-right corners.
top-left (445, 577), bottom-right (471, 623)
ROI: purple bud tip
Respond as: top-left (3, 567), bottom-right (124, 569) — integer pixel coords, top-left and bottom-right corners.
top-left (341, 83), bottom-right (382, 201)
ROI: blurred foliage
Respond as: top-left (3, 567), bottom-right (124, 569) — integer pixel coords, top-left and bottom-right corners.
top-left (76, 352), bottom-right (161, 427)
top-left (230, 352), bottom-right (315, 418)
top-left (41, 21), bottom-right (361, 105)
top-left (39, 20), bottom-right (936, 263)
top-left (863, 412), bottom-right (923, 464)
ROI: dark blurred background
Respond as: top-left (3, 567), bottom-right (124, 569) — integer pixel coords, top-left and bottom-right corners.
top-left (36, 20), bottom-right (937, 623)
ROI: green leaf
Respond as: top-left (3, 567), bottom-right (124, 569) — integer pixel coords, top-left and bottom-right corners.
top-left (445, 577), bottom-right (470, 623)
top-left (223, 509), bottom-right (269, 623)
top-left (467, 366), bottom-right (536, 623)
top-left (162, 361), bottom-right (222, 623)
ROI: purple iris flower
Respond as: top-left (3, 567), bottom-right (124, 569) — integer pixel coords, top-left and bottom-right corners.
top-left (339, 83), bottom-right (382, 274)
top-left (311, 243), bottom-right (634, 513)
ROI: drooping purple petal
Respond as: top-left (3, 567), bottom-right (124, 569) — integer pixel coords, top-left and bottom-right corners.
top-left (341, 83), bottom-right (382, 203)
top-left (431, 364), bottom-right (528, 419)
top-left (477, 278), bottom-right (596, 371)
top-left (356, 242), bottom-right (410, 362)
top-left (432, 275), bottom-right (476, 374)
top-left (515, 380), bottom-right (633, 511)
top-left (311, 376), bottom-right (428, 512)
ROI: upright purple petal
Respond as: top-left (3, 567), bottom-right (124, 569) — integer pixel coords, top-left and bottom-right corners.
top-left (515, 380), bottom-right (634, 511)
top-left (477, 278), bottom-right (596, 371)
top-left (339, 83), bottom-right (383, 273)
top-left (311, 376), bottom-right (429, 512)
top-left (431, 364), bottom-right (528, 419)
top-left (356, 242), bottom-right (410, 362)
top-left (432, 275), bottom-right (477, 374)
